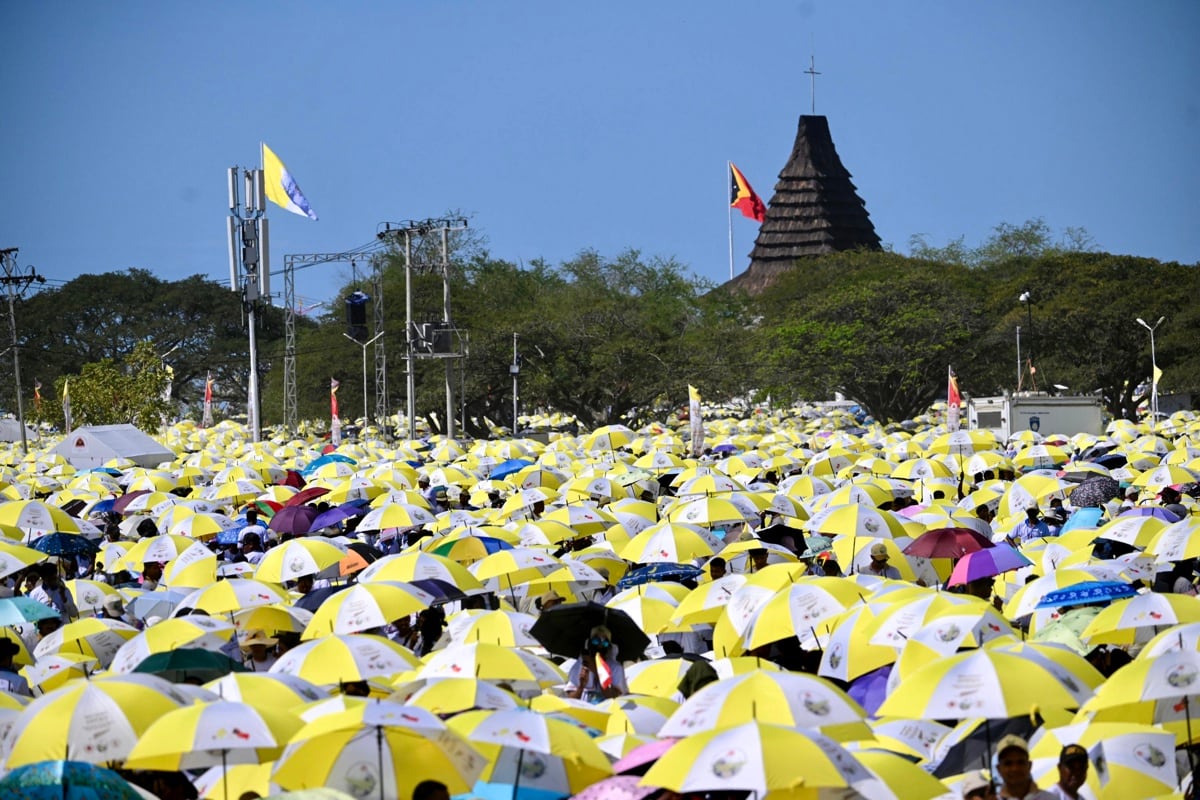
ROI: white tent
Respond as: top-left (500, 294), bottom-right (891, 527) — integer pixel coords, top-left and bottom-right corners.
top-left (0, 418), bottom-right (38, 443)
top-left (51, 424), bottom-right (174, 469)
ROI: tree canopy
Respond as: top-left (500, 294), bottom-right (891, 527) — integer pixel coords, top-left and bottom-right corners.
top-left (7, 220), bottom-right (1198, 431)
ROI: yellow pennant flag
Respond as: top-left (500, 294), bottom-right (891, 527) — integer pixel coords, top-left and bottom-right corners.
top-left (1153, 365), bottom-right (1163, 385)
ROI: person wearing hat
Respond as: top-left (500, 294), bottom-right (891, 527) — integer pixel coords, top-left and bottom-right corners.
top-left (534, 590), bottom-right (565, 614)
top-left (99, 594), bottom-right (132, 626)
top-left (0, 638), bottom-right (32, 697)
top-left (239, 629), bottom-right (278, 671)
top-left (1047, 744), bottom-right (1088, 799)
top-left (865, 543), bottom-right (901, 580)
top-left (995, 734), bottom-right (1054, 799)
top-left (959, 770), bottom-right (996, 799)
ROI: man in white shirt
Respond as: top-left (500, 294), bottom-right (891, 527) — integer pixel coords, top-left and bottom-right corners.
top-left (29, 563), bottom-right (78, 623)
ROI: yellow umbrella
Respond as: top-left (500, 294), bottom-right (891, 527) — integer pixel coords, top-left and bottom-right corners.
top-left (400, 677), bottom-right (524, 715)
top-left (418, 642), bottom-right (564, 687)
top-left (205, 671), bottom-right (330, 708)
top-left (0, 540), bottom-right (46, 578)
top-left (33, 616), bottom-right (139, 668)
top-left (876, 648), bottom-right (1090, 720)
top-left (255, 538), bottom-right (346, 583)
top-left (626, 656), bottom-right (780, 698)
top-left (1081, 593), bottom-right (1200, 646)
top-left (125, 699), bottom-right (303, 771)
top-left (177, 578), bottom-right (290, 615)
top-left (641, 720), bottom-right (869, 795)
top-left (273, 712), bottom-right (486, 800)
top-left (450, 707), bottom-right (613, 793)
top-left (272, 633), bottom-right (421, 687)
top-left (20, 652), bottom-right (98, 693)
top-left (358, 551), bottom-right (484, 591)
top-left (108, 615), bottom-right (239, 674)
top-left (658, 670), bottom-right (868, 741)
top-left (2, 674), bottom-right (192, 767)
top-left (302, 582), bottom-right (434, 639)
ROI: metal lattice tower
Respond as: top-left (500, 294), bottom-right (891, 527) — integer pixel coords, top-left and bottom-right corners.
top-left (281, 245), bottom-right (384, 432)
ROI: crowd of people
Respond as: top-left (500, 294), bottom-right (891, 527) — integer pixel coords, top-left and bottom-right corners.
top-left (0, 408), bottom-right (1198, 799)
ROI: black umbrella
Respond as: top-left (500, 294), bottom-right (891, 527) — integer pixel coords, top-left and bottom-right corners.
top-left (1068, 476), bottom-right (1122, 508)
top-left (932, 716), bottom-right (1038, 778)
top-left (530, 601), bottom-right (650, 659)
top-left (294, 584), bottom-right (349, 613)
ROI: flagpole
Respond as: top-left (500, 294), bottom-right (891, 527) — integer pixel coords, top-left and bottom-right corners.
top-left (727, 162), bottom-right (735, 281)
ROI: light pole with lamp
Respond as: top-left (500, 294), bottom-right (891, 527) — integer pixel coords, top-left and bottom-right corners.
top-left (1136, 316), bottom-right (1165, 429)
top-left (1018, 290), bottom-right (1035, 391)
top-left (344, 331), bottom-right (385, 429)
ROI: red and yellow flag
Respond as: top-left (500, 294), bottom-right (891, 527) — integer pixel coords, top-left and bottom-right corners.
top-left (730, 163), bottom-right (766, 222)
top-left (947, 367), bottom-right (962, 432)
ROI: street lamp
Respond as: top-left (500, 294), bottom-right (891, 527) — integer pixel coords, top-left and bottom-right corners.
top-left (1136, 316), bottom-right (1165, 429)
top-left (1018, 290), bottom-right (1034, 390)
top-left (344, 331), bottom-right (385, 429)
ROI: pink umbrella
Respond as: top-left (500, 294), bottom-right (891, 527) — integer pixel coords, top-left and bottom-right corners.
top-left (947, 543), bottom-right (1032, 586)
top-left (613, 737), bottom-right (677, 775)
top-left (570, 775), bottom-right (662, 800)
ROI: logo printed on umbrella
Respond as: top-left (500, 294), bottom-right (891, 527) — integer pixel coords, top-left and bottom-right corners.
top-left (828, 643), bottom-right (843, 670)
top-left (520, 752), bottom-right (547, 779)
top-left (1167, 664), bottom-right (1198, 689)
top-left (937, 624), bottom-right (962, 643)
top-left (864, 520), bottom-right (880, 534)
top-left (345, 762), bottom-right (378, 798)
top-left (712, 748), bottom-right (747, 778)
top-left (287, 556), bottom-right (306, 573)
top-left (801, 692), bottom-right (831, 716)
top-left (1135, 742), bottom-right (1167, 768)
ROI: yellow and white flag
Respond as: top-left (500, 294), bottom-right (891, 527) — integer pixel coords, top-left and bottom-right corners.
top-left (688, 385), bottom-right (704, 458)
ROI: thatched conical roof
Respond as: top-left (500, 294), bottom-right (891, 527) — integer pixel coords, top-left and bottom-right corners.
top-left (729, 115), bottom-right (880, 293)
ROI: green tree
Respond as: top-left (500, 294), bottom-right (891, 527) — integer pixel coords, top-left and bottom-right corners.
top-left (751, 251), bottom-right (992, 422)
top-left (33, 341), bottom-right (174, 430)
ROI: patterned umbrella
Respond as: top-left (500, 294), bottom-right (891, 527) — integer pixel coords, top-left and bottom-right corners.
top-left (1068, 476), bottom-right (1122, 508)
top-left (0, 760), bottom-right (144, 800)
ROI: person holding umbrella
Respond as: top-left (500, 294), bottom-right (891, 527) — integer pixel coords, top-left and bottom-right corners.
top-left (567, 624), bottom-right (628, 703)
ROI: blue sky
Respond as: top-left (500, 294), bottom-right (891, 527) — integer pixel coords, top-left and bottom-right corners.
top-left (2, 2), bottom-right (1197, 308)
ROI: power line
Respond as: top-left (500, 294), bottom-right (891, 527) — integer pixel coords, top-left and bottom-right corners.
top-left (0, 247), bottom-right (47, 454)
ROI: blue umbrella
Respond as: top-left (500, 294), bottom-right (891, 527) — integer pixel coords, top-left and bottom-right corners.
top-left (33, 533), bottom-right (98, 556)
top-left (88, 498), bottom-right (116, 515)
top-left (616, 562), bottom-right (702, 590)
top-left (300, 453), bottom-right (357, 475)
top-left (1034, 580), bottom-right (1137, 610)
top-left (489, 458), bottom-right (535, 481)
top-left (1059, 506), bottom-right (1104, 534)
top-left (0, 597), bottom-right (62, 626)
top-left (0, 759), bottom-right (144, 800)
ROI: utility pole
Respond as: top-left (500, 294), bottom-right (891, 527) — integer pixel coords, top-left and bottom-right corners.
top-left (0, 248), bottom-right (46, 455)
top-left (511, 332), bottom-right (520, 433)
top-left (377, 217), bottom-right (468, 441)
top-left (226, 167), bottom-right (269, 443)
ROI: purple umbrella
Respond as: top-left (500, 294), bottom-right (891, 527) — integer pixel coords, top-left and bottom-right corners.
top-left (309, 501), bottom-right (368, 531)
top-left (569, 775), bottom-right (661, 800)
top-left (1119, 507), bottom-right (1181, 523)
top-left (267, 504), bottom-right (319, 535)
top-left (848, 664), bottom-right (892, 716)
top-left (947, 543), bottom-right (1032, 586)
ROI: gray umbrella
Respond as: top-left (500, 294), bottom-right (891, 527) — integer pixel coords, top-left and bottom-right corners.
top-left (1068, 476), bottom-right (1122, 508)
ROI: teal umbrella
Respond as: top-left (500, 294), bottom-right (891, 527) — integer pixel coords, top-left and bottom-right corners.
top-left (0, 759), bottom-right (144, 800)
top-left (131, 647), bottom-right (248, 683)
top-left (0, 597), bottom-right (60, 626)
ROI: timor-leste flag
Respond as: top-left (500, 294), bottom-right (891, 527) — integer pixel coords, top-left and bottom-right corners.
top-left (729, 163), bottom-right (766, 222)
